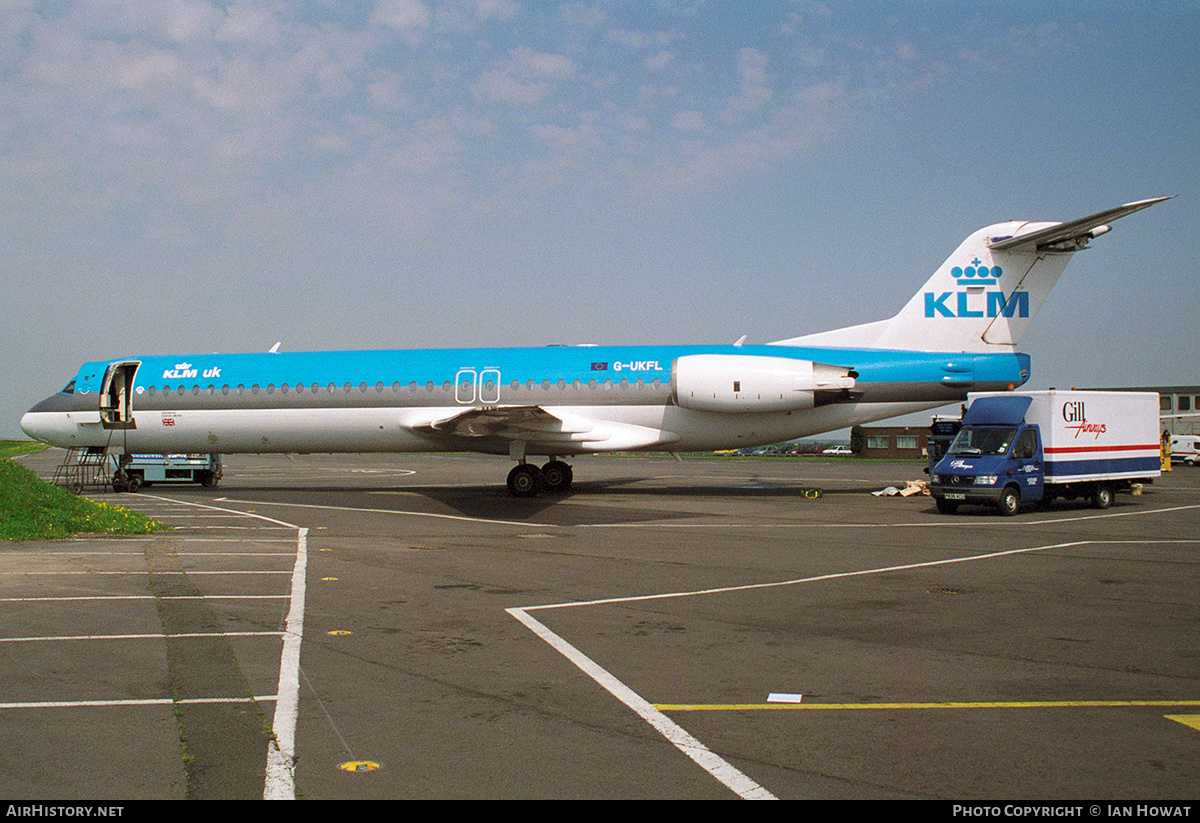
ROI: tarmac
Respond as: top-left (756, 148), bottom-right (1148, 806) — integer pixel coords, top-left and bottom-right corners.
top-left (2, 449), bottom-right (1197, 800)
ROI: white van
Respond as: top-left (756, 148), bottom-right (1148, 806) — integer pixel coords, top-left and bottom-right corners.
top-left (1171, 435), bottom-right (1200, 466)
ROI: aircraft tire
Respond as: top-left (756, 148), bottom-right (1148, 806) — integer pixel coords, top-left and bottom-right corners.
top-left (997, 486), bottom-right (1020, 517)
top-left (541, 461), bottom-right (573, 494)
top-left (126, 475), bottom-right (142, 493)
top-left (507, 464), bottom-right (542, 498)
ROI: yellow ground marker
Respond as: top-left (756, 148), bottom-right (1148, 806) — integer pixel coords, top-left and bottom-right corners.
top-left (1165, 714), bottom-right (1200, 732)
top-left (656, 700), bottom-right (1200, 711)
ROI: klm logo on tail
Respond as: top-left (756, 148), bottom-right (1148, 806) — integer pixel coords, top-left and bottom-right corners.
top-left (925, 258), bottom-right (1029, 319)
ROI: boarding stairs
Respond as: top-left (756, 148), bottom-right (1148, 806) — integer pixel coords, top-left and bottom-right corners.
top-left (52, 447), bottom-right (113, 494)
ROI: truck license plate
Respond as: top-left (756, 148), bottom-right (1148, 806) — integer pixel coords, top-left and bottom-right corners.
top-left (944, 493), bottom-right (965, 500)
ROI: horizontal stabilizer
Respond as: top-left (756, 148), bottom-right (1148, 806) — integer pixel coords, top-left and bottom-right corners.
top-left (988, 197), bottom-right (1172, 253)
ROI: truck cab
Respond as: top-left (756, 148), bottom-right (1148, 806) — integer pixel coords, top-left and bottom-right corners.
top-left (929, 396), bottom-right (1044, 516)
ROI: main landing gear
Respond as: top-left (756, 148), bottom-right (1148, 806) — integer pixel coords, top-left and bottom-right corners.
top-left (506, 460), bottom-right (573, 498)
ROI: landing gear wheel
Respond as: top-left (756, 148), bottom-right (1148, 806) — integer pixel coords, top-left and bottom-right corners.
top-left (112, 474), bottom-right (128, 493)
top-left (125, 475), bottom-right (142, 493)
top-left (1091, 483), bottom-right (1113, 509)
top-left (997, 486), bottom-right (1020, 517)
top-left (507, 464), bottom-right (542, 498)
top-left (935, 497), bottom-right (959, 514)
top-left (541, 460), bottom-right (573, 494)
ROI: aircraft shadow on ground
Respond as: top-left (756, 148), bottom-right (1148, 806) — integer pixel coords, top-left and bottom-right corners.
top-left (161, 474), bottom-right (910, 525)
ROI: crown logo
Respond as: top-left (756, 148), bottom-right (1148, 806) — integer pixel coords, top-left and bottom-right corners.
top-left (951, 258), bottom-right (1000, 286)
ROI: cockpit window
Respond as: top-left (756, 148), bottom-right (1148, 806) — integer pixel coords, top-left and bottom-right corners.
top-left (62, 380), bottom-right (76, 395)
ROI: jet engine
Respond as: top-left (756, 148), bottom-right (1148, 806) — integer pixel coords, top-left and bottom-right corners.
top-left (671, 354), bottom-right (857, 413)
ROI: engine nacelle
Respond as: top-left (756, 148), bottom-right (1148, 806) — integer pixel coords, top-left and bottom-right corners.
top-left (671, 354), bottom-right (856, 413)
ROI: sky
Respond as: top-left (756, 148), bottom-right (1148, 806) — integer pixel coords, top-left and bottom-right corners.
top-left (4, 0), bottom-right (1198, 439)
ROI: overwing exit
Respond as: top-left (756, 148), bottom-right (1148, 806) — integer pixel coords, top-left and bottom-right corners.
top-left (21, 198), bottom-right (1170, 496)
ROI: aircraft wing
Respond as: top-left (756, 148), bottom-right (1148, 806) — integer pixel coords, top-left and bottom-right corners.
top-left (408, 405), bottom-right (680, 454)
top-left (988, 197), bottom-right (1172, 253)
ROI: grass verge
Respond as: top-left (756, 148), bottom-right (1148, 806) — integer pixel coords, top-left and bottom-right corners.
top-left (0, 441), bottom-right (168, 540)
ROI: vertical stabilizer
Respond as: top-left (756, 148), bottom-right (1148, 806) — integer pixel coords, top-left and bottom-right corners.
top-left (774, 198), bottom-right (1170, 353)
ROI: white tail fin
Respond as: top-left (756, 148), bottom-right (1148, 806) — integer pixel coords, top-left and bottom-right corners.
top-left (775, 198), bottom-right (1170, 353)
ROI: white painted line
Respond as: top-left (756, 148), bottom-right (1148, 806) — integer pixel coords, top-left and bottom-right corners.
top-left (211, 496), bottom-right (543, 528)
top-left (0, 632), bottom-right (282, 643)
top-left (129, 494), bottom-right (310, 801)
top-left (580, 503), bottom-right (1200, 529)
top-left (0, 570), bottom-right (294, 576)
top-left (767, 693), bottom-right (803, 703)
top-left (0, 595), bottom-right (289, 602)
top-left (0, 696), bottom-right (276, 709)
top-left (507, 606), bottom-right (776, 800)
top-left (265, 527), bottom-right (308, 801)
top-left (511, 537), bottom-right (1196, 799)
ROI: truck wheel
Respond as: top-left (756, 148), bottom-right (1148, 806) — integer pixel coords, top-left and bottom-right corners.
top-left (200, 472), bottom-right (217, 488)
top-left (1091, 483), bottom-right (1113, 509)
top-left (935, 498), bottom-right (959, 514)
top-left (997, 486), bottom-right (1020, 517)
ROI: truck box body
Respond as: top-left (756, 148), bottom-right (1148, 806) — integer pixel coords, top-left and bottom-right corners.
top-left (994, 390), bottom-right (1161, 482)
top-left (929, 390), bottom-right (1160, 515)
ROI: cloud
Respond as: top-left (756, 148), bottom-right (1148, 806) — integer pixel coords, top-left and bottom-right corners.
top-left (471, 46), bottom-right (577, 104)
top-left (371, 0), bottom-right (431, 33)
top-left (671, 109), bottom-right (705, 132)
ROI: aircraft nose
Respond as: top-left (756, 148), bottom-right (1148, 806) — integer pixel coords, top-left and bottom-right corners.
top-left (20, 409), bottom-right (45, 442)
top-left (20, 392), bottom-right (86, 446)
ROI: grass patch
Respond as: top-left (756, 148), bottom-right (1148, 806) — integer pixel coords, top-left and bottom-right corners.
top-left (0, 440), bottom-right (48, 460)
top-left (0, 446), bottom-right (168, 540)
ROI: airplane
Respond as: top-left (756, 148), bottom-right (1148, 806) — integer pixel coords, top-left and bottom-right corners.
top-left (21, 197), bottom-right (1169, 497)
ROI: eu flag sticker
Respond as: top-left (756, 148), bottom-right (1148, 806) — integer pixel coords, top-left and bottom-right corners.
top-left (590, 362), bottom-right (608, 371)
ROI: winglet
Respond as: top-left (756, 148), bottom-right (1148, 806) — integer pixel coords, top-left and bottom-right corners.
top-left (988, 196), bottom-right (1173, 253)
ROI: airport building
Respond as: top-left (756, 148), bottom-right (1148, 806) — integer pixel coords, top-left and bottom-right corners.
top-left (855, 426), bottom-right (932, 460)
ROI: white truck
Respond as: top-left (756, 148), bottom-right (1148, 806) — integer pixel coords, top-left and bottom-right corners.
top-left (929, 390), bottom-right (1161, 515)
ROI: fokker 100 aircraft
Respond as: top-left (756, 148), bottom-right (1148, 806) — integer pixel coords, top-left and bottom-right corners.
top-left (21, 198), bottom-right (1168, 496)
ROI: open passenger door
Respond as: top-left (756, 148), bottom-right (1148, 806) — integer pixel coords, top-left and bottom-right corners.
top-left (99, 361), bottom-right (140, 429)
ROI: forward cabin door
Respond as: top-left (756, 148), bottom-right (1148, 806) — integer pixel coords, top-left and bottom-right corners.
top-left (100, 361), bottom-right (140, 429)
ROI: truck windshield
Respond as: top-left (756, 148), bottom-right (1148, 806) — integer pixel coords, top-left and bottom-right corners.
top-left (948, 426), bottom-right (1018, 456)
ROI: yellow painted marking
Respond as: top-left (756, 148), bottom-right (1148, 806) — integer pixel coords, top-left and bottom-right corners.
top-left (1165, 714), bottom-right (1200, 732)
top-left (326, 630), bottom-right (352, 636)
top-left (338, 761), bottom-right (381, 773)
top-left (321, 577), bottom-right (338, 581)
top-left (655, 700), bottom-right (1200, 712)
